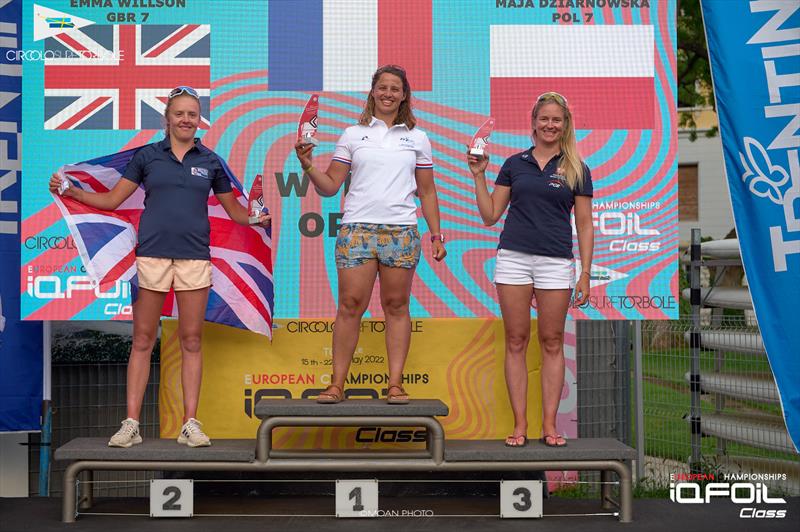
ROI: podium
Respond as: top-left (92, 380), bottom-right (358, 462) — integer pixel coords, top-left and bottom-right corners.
top-left (56, 399), bottom-right (634, 522)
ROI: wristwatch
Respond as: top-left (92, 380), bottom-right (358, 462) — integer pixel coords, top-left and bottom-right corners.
top-left (430, 233), bottom-right (446, 244)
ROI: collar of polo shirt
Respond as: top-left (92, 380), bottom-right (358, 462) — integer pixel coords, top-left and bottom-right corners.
top-left (369, 116), bottom-right (409, 129)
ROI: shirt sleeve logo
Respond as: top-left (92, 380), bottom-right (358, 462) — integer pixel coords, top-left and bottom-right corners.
top-left (191, 167), bottom-right (210, 178)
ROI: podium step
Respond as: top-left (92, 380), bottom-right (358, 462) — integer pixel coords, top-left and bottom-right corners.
top-left (254, 398), bottom-right (449, 418)
top-left (54, 438), bottom-right (255, 462)
top-left (444, 438), bottom-right (636, 462)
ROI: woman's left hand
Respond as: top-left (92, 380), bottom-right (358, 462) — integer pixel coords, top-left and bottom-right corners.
top-left (432, 240), bottom-right (446, 262)
top-left (256, 212), bottom-right (272, 228)
top-left (574, 272), bottom-right (590, 306)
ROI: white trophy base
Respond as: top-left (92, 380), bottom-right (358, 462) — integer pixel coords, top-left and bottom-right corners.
top-left (301, 135), bottom-right (319, 147)
top-left (469, 147), bottom-right (485, 157)
top-left (249, 215), bottom-right (262, 225)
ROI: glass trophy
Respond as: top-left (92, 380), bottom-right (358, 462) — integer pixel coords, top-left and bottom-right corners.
top-left (297, 94), bottom-right (320, 147)
top-left (248, 174), bottom-right (267, 225)
top-left (469, 117), bottom-right (495, 157)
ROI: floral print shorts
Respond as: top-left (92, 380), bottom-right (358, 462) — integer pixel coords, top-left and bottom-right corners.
top-left (335, 223), bottom-right (421, 269)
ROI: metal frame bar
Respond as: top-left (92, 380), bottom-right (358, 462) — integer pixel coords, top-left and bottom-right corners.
top-left (62, 458), bottom-right (632, 523)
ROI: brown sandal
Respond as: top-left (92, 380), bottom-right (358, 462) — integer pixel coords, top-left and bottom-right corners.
top-left (316, 384), bottom-right (344, 404)
top-left (386, 384), bottom-right (409, 404)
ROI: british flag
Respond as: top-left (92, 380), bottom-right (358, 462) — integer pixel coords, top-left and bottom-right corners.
top-left (44, 24), bottom-right (210, 130)
top-left (51, 146), bottom-right (274, 338)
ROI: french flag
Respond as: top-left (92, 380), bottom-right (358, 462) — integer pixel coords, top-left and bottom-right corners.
top-left (268, 0), bottom-right (432, 92)
top-left (490, 25), bottom-right (655, 131)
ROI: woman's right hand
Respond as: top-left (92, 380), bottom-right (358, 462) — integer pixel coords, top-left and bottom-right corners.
top-left (294, 140), bottom-right (314, 171)
top-left (48, 173), bottom-right (73, 198)
top-left (466, 150), bottom-right (489, 178)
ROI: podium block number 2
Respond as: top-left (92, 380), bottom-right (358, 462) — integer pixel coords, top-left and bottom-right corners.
top-left (150, 479), bottom-right (193, 517)
top-left (335, 479), bottom-right (378, 517)
top-left (500, 480), bottom-right (542, 518)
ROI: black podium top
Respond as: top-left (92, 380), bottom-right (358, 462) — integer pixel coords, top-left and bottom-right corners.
top-left (254, 398), bottom-right (449, 418)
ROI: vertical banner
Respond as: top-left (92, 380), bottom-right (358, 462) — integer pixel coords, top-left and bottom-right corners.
top-left (0, 0), bottom-right (43, 432)
top-left (701, 0), bottom-right (800, 450)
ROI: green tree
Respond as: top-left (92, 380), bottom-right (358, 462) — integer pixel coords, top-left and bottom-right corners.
top-left (677, 0), bottom-right (718, 140)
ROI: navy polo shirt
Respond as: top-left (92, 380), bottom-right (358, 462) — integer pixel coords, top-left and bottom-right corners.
top-left (495, 149), bottom-right (593, 259)
top-left (122, 138), bottom-right (232, 260)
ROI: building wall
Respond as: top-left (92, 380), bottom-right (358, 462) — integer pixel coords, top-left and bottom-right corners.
top-left (678, 129), bottom-right (735, 245)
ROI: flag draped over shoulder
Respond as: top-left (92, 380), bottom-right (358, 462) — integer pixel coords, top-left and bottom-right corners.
top-left (51, 145), bottom-right (274, 338)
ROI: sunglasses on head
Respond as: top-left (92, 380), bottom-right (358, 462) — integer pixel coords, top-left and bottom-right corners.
top-left (537, 92), bottom-right (568, 106)
top-left (168, 86), bottom-right (200, 99)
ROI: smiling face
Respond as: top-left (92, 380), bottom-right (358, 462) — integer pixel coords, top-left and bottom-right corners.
top-left (532, 102), bottom-right (566, 146)
top-left (371, 72), bottom-right (406, 119)
top-left (165, 94), bottom-right (200, 143)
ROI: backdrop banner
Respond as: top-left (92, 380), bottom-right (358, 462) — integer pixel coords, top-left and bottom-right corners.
top-left (159, 318), bottom-right (577, 451)
top-left (20, 0), bottom-right (678, 322)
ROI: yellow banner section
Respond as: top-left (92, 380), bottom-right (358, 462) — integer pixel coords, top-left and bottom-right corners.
top-left (160, 319), bottom-right (544, 446)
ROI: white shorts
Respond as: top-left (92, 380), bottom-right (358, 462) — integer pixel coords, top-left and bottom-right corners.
top-left (494, 248), bottom-right (575, 289)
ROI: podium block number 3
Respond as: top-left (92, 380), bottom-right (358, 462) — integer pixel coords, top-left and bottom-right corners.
top-left (500, 480), bottom-right (542, 518)
top-left (336, 479), bottom-right (378, 517)
top-left (150, 479), bottom-right (193, 517)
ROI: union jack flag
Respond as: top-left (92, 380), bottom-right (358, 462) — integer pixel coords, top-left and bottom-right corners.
top-left (51, 146), bottom-right (274, 338)
top-left (44, 24), bottom-right (210, 130)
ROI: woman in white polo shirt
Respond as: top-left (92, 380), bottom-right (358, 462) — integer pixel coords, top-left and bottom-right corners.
top-left (295, 65), bottom-right (446, 404)
top-left (466, 92), bottom-right (594, 447)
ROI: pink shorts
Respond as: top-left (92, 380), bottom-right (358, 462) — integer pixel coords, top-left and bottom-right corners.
top-left (136, 257), bottom-right (212, 292)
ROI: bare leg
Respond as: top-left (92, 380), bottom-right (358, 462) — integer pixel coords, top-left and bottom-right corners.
top-left (126, 288), bottom-right (168, 420)
top-left (328, 261), bottom-right (379, 392)
top-left (534, 287), bottom-right (571, 443)
top-left (174, 287), bottom-right (210, 421)
top-left (497, 283), bottom-right (535, 439)
top-left (378, 264), bottom-right (416, 391)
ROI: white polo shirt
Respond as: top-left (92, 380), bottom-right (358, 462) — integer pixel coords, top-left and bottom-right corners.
top-left (332, 117), bottom-right (433, 225)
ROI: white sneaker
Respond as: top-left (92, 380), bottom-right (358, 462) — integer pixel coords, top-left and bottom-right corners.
top-left (108, 418), bottom-right (142, 448)
top-left (177, 418), bottom-right (211, 447)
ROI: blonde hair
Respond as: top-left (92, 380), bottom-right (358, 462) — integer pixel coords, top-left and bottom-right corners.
top-left (531, 93), bottom-right (585, 191)
top-left (358, 65), bottom-right (417, 129)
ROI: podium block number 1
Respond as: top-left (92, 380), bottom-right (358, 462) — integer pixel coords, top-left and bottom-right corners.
top-left (336, 479), bottom-right (378, 517)
top-left (500, 480), bottom-right (542, 518)
top-left (150, 479), bottom-right (193, 517)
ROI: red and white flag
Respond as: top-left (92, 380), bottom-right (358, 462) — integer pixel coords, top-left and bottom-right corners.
top-left (490, 25), bottom-right (654, 132)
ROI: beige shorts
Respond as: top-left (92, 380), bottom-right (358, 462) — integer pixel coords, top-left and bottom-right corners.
top-left (136, 257), bottom-right (212, 292)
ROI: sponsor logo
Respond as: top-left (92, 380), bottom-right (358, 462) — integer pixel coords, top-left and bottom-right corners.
top-left (355, 427), bottom-right (427, 443)
top-left (25, 274), bottom-right (131, 315)
top-left (582, 295), bottom-right (676, 310)
top-left (191, 167), bottom-right (209, 178)
top-left (24, 235), bottom-right (77, 250)
top-left (588, 211), bottom-right (662, 252)
top-left (283, 320), bottom-right (424, 334)
top-left (670, 480), bottom-right (787, 519)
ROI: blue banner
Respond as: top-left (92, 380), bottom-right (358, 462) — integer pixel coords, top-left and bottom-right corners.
top-left (701, 0), bottom-right (800, 451)
top-left (0, 0), bottom-right (43, 432)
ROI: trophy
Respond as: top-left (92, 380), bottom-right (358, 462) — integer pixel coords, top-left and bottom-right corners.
top-left (469, 117), bottom-right (495, 157)
top-left (57, 173), bottom-right (71, 195)
top-left (248, 174), bottom-right (268, 225)
top-left (297, 94), bottom-right (320, 147)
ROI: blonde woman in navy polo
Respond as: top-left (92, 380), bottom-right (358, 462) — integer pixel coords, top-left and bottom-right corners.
top-left (466, 93), bottom-right (594, 448)
top-left (294, 65), bottom-right (446, 405)
top-left (49, 87), bottom-right (271, 448)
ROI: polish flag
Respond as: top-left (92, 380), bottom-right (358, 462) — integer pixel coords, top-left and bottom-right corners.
top-left (490, 25), bottom-right (655, 131)
top-left (268, 0), bottom-right (432, 92)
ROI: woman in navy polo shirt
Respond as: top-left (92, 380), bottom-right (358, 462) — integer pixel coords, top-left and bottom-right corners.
top-left (294, 65), bottom-right (446, 404)
top-left (49, 86), bottom-right (271, 448)
top-left (466, 92), bottom-right (594, 447)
